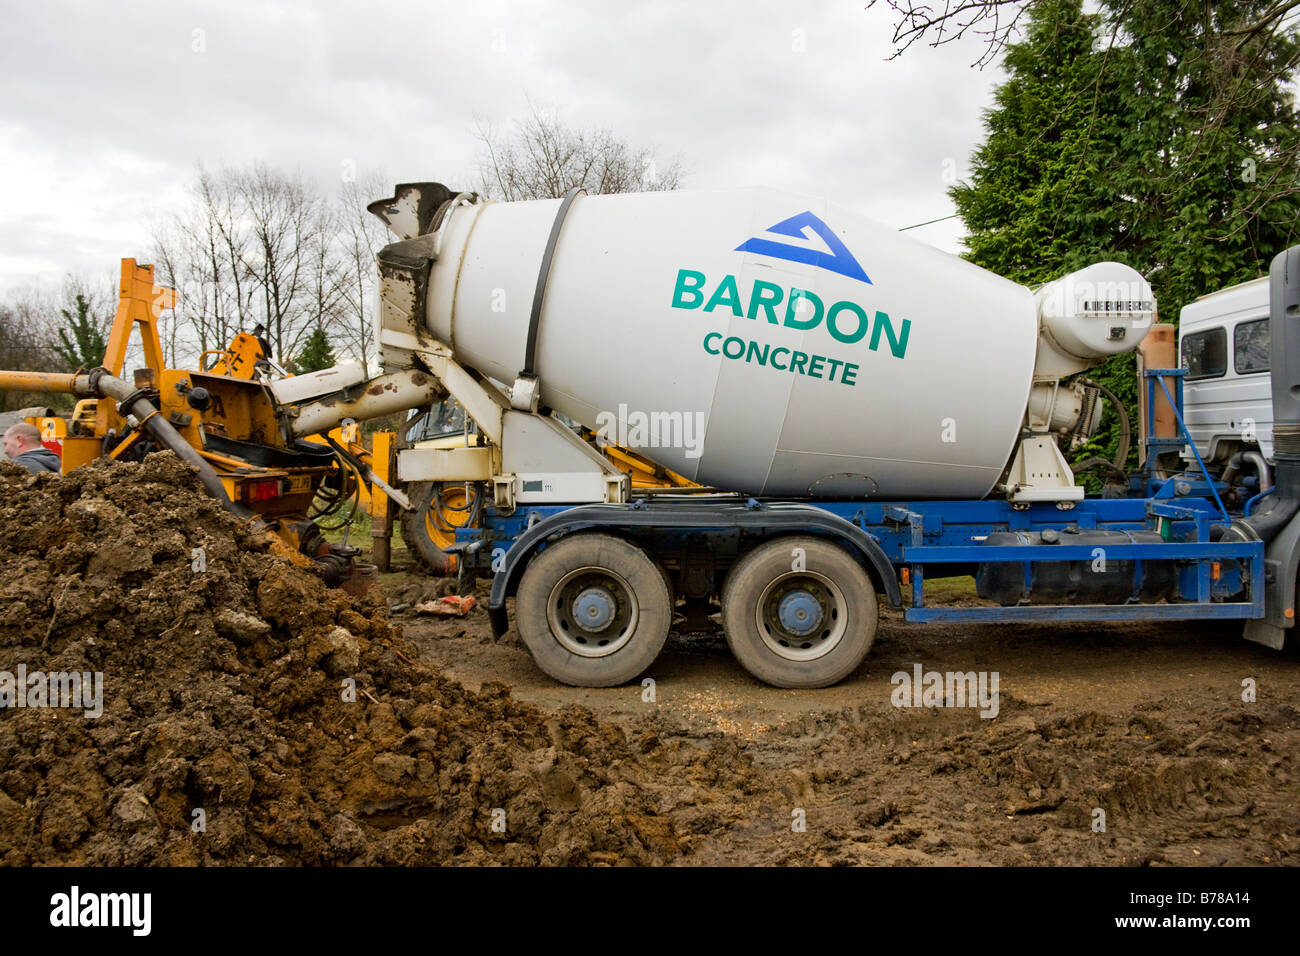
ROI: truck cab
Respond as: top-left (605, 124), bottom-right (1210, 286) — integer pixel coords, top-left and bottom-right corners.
top-left (1180, 276), bottom-right (1273, 463)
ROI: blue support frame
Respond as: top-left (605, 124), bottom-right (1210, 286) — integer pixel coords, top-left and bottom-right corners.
top-left (1141, 368), bottom-right (1189, 493)
top-left (900, 539), bottom-right (1263, 622)
top-left (467, 493), bottom-right (1266, 625)
top-left (463, 365), bottom-right (1268, 627)
top-left (1151, 371), bottom-right (1232, 522)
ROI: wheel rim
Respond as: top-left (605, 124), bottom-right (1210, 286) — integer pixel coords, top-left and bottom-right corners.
top-left (754, 570), bottom-right (847, 661)
top-left (546, 566), bottom-right (640, 658)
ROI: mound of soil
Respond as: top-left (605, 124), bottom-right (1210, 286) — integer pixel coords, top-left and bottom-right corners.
top-left (11, 454), bottom-right (1286, 868)
top-left (0, 455), bottom-right (765, 865)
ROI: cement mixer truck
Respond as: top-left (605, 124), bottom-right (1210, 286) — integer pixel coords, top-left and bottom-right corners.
top-left (14, 182), bottom-right (1293, 688)
top-left (242, 180), bottom-right (1298, 690)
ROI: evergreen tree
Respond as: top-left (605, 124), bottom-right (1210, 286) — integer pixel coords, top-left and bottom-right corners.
top-left (291, 325), bottom-right (336, 374)
top-left (952, 0), bottom-right (1300, 475)
top-left (53, 293), bottom-right (106, 371)
top-left (1099, 0), bottom-right (1300, 311)
top-left (952, 0), bottom-right (1115, 283)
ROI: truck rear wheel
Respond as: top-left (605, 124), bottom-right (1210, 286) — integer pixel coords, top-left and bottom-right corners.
top-left (515, 533), bottom-right (671, 687)
top-left (721, 536), bottom-right (877, 688)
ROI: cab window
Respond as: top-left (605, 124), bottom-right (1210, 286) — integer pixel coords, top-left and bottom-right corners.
top-left (1234, 318), bottom-right (1269, 374)
top-left (1182, 328), bottom-right (1227, 380)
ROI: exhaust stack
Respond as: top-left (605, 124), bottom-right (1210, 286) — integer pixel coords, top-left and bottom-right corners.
top-left (1226, 246), bottom-right (1300, 543)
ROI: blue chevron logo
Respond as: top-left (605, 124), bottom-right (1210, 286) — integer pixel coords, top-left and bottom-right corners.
top-left (735, 210), bottom-right (871, 284)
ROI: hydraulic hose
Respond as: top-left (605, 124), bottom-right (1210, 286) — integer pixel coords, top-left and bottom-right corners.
top-left (1081, 378), bottom-right (1131, 471)
top-left (82, 368), bottom-right (257, 521)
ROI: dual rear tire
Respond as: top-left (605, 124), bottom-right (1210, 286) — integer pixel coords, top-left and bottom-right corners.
top-left (516, 534), bottom-right (672, 687)
top-left (515, 533), bottom-right (878, 688)
top-left (721, 536), bottom-right (878, 689)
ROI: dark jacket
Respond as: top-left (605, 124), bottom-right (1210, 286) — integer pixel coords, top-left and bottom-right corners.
top-left (13, 447), bottom-right (60, 474)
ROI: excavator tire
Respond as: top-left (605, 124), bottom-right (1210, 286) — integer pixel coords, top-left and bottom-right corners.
top-left (399, 481), bottom-right (478, 576)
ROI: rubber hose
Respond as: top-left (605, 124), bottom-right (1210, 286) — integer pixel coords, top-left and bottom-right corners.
top-left (84, 368), bottom-right (257, 521)
top-left (1082, 378), bottom-right (1131, 471)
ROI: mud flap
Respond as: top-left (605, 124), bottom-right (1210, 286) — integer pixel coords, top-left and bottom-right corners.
top-left (489, 606), bottom-right (509, 639)
top-left (1244, 508), bottom-right (1300, 649)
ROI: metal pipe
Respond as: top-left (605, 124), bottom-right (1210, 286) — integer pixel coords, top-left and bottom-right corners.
top-left (0, 365), bottom-right (256, 519)
top-left (1243, 448), bottom-right (1272, 493)
top-left (1221, 452), bottom-right (1242, 489)
top-left (1224, 449), bottom-right (1273, 496)
top-left (0, 371), bottom-right (81, 394)
top-left (288, 370), bottom-right (444, 439)
top-left (87, 368), bottom-right (256, 520)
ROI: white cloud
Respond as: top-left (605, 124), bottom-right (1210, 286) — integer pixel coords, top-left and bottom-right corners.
top-left (0, 0), bottom-right (1005, 292)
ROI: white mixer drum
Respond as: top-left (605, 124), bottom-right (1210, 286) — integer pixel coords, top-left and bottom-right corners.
top-left (420, 186), bottom-right (1039, 499)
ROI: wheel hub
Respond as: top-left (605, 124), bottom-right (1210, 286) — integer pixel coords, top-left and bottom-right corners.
top-left (777, 589), bottom-right (823, 635)
top-left (572, 586), bottom-right (617, 631)
top-left (757, 571), bottom-right (848, 662)
top-left (546, 568), bottom-right (640, 658)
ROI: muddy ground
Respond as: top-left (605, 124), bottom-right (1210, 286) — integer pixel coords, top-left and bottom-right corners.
top-left (393, 572), bottom-right (1300, 866)
top-left (0, 455), bottom-right (1295, 867)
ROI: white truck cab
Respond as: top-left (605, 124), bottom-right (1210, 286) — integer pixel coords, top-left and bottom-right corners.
top-left (1179, 276), bottom-right (1272, 462)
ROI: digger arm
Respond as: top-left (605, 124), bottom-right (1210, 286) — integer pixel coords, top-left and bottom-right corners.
top-left (0, 366), bottom-right (251, 519)
top-left (0, 372), bottom-right (83, 395)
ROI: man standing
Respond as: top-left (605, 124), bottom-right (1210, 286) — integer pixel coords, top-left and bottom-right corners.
top-left (3, 423), bottom-right (60, 474)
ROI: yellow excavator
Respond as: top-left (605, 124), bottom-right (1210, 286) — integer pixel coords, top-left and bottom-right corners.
top-left (0, 259), bottom-right (388, 587)
top-left (0, 258), bottom-right (695, 579)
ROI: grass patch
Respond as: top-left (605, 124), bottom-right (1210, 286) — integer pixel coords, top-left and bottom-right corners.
top-left (905, 575), bottom-right (981, 606)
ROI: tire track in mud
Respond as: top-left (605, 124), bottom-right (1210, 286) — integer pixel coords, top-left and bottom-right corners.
top-left (405, 591), bottom-right (1300, 866)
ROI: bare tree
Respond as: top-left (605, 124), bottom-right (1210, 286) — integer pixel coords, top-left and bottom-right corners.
top-left (149, 232), bottom-right (191, 368)
top-left (0, 285), bottom-right (64, 412)
top-left (57, 271), bottom-right (116, 349)
top-left (236, 163), bottom-right (333, 363)
top-left (48, 269), bottom-right (122, 370)
top-left (301, 222), bottom-right (347, 366)
top-left (146, 133), bottom-right (681, 379)
top-left (334, 173), bottom-right (391, 372)
top-left (867, 0), bottom-right (1032, 67)
top-left (153, 164), bottom-right (256, 368)
top-left (868, 0), bottom-right (1300, 70)
top-left (205, 168), bottom-right (257, 353)
top-left (153, 162), bottom-right (353, 372)
top-left (475, 103), bottom-right (684, 200)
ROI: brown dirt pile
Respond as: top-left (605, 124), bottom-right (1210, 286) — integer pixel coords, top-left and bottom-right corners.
top-left (0, 455), bottom-right (767, 865)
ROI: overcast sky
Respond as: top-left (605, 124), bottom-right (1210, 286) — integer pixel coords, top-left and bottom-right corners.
top-left (0, 0), bottom-right (1006, 294)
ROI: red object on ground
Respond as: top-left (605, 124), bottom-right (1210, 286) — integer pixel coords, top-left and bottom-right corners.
top-left (414, 595), bottom-right (477, 616)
